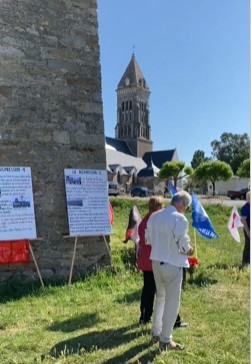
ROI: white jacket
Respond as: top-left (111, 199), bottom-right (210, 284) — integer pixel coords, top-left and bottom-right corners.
top-left (145, 205), bottom-right (192, 268)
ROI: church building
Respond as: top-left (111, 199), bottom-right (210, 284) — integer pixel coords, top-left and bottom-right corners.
top-left (105, 54), bottom-right (179, 193)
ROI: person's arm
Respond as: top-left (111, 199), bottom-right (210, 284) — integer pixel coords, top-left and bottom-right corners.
top-left (240, 216), bottom-right (250, 237)
top-left (145, 215), bottom-right (153, 245)
top-left (175, 217), bottom-right (194, 255)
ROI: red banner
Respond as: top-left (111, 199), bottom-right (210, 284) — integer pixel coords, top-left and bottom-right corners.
top-left (0, 240), bottom-right (30, 264)
top-left (109, 202), bottom-right (114, 226)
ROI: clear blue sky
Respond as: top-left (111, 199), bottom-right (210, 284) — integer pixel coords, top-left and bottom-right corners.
top-left (97, 0), bottom-right (249, 165)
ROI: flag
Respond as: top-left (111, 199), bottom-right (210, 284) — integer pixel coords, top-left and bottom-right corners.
top-left (227, 206), bottom-right (243, 243)
top-left (109, 202), bottom-right (114, 226)
top-left (168, 180), bottom-right (177, 196)
top-left (191, 192), bottom-right (218, 239)
top-left (123, 205), bottom-right (142, 245)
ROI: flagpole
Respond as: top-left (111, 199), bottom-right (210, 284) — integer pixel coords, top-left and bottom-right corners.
top-left (193, 228), bottom-right (197, 258)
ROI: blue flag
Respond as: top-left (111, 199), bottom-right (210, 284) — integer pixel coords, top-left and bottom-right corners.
top-left (168, 180), bottom-right (177, 196)
top-left (191, 192), bottom-right (218, 239)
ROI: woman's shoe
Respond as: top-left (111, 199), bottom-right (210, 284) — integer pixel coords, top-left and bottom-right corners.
top-left (159, 340), bottom-right (184, 351)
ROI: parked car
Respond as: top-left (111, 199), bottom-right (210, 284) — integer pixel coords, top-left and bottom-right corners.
top-left (131, 186), bottom-right (149, 197)
top-left (226, 188), bottom-right (249, 200)
top-left (108, 182), bottom-right (119, 196)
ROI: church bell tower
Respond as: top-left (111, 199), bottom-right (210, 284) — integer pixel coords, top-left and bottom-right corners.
top-left (115, 54), bottom-right (153, 157)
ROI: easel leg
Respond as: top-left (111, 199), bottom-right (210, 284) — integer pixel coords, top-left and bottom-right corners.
top-left (102, 235), bottom-right (112, 261)
top-left (68, 236), bottom-right (78, 286)
top-left (29, 242), bottom-right (44, 288)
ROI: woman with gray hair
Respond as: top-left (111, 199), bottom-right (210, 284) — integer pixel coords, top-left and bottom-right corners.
top-left (145, 190), bottom-right (193, 350)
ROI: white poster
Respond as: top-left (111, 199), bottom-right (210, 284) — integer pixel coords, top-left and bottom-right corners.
top-left (64, 169), bottom-right (111, 236)
top-left (0, 167), bottom-right (37, 240)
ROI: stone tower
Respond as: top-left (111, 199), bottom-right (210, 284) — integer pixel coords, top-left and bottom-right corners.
top-left (0, 0), bottom-right (110, 282)
top-left (115, 54), bottom-right (153, 157)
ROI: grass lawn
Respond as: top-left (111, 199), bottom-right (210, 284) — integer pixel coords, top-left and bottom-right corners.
top-left (0, 198), bottom-right (249, 364)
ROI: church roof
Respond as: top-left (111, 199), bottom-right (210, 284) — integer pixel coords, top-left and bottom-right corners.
top-left (106, 137), bottom-right (134, 156)
top-left (143, 149), bottom-right (177, 169)
top-left (137, 158), bottom-right (160, 177)
top-left (117, 54), bottom-right (149, 90)
top-left (106, 145), bottom-right (147, 172)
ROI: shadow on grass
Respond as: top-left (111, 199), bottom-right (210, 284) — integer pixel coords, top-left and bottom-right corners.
top-left (47, 324), bottom-right (159, 364)
top-left (116, 288), bottom-right (141, 304)
top-left (0, 266), bottom-right (115, 303)
top-left (0, 280), bottom-right (44, 303)
top-left (48, 312), bottom-right (100, 332)
top-left (101, 343), bottom-right (159, 364)
top-left (183, 271), bottom-right (218, 288)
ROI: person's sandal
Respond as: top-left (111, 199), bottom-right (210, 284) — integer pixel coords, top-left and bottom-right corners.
top-left (149, 335), bottom-right (160, 345)
top-left (159, 340), bottom-right (185, 351)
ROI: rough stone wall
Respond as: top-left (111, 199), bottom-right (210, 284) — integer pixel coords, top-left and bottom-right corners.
top-left (0, 0), bottom-right (111, 283)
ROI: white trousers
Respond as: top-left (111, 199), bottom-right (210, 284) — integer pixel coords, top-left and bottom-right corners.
top-left (152, 261), bottom-right (183, 343)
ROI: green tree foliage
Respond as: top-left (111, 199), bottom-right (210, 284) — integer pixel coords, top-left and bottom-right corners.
top-left (237, 159), bottom-right (250, 178)
top-left (191, 149), bottom-right (211, 169)
top-left (211, 132), bottom-right (250, 174)
top-left (158, 161), bottom-right (193, 187)
top-left (194, 160), bottom-right (233, 196)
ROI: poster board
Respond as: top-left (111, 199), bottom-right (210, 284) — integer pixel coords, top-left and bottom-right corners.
top-left (64, 169), bottom-right (111, 236)
top-left (0, 167), bottom-right (37, 240)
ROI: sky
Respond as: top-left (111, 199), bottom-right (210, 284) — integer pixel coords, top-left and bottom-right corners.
top-left (97, 0), bottom-right (249, 166)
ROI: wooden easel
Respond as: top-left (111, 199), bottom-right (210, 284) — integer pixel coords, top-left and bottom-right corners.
top-left (64, 235), bottom-right (112, 286)
top-left (29, 238), bottom-right (44, 288)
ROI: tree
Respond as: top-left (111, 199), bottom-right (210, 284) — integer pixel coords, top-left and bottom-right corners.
top-left (194, 161), bottom-right (233, 196)
top-left (237, 159), bottom-right (250, 178)
top-left (158, 161), bottom-right (193, 187)
top-left (211, 132), bottom-right (250, 174)
top-left (191, 149), bottom-right (210, 169)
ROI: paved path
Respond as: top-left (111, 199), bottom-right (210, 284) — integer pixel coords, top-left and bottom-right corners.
top-left (196, 197), bottom-right (245, 207)
top-left (116, 194), bottom-right (246, 207)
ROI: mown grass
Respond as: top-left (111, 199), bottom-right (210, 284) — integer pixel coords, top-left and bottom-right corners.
top-left (0, 197), bottom-right (249, 364)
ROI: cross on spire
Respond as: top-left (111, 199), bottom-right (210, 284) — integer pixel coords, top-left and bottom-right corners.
top-left (132, 45), bottom-right (135, 57)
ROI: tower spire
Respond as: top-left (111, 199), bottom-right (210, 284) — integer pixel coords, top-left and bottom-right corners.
top-left (115, 54), bottom-right (152, 157)
top-left (132, 45), bottom-right (135, 57)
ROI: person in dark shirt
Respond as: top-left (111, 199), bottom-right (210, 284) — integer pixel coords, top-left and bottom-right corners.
top-left (240, 191), bottom-right (250, 267)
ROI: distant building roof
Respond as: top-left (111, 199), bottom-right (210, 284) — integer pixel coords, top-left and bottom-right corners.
top-left (143, 149), bottom-right (177, 169)
top-left (106, 146), bottom-right (147, 172)
top-left (109, 164), bottom-right (128, 175)
top-left (106, 136), bottom-right (134, 156)
top-left (123, 166), bottom-right (138, 175)
top-left (138, 159), bottom-right (160, 177)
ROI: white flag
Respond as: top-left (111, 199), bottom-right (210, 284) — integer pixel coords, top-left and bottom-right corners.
top-left (123, 205), bottom-right (142, 245)
top-left (227, 206), bottom-right (243, 243)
